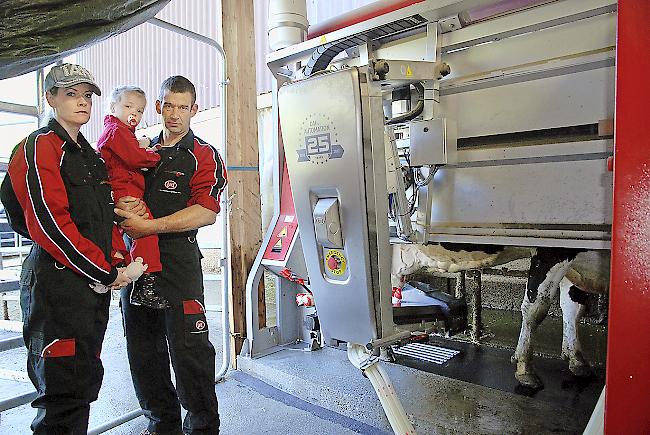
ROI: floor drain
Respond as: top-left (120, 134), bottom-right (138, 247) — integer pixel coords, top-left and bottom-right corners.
top-left (392, 342), bottom-right (460, 365)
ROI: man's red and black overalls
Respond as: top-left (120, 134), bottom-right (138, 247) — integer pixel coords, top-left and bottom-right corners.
top-left (120, 129), bottom-right (227, 434)
top-left (6, 119), bottom-right (119, 434)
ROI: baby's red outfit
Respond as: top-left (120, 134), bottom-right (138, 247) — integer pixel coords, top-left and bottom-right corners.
top-left (97, 115), bottom-right (162, 272)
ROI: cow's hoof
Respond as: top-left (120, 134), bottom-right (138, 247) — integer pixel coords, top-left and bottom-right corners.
top-left (569, 361), bottom-right (593, 378)
top-left (515, 372), bottom-right (544, 390)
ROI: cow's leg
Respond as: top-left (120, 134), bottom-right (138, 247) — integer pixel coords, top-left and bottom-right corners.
top-left (559, 277), bottom-right (591, 377)
top-left (513, 282), bottom-right (560, 389)
top-left (513, 248), bottom-right (576, 390)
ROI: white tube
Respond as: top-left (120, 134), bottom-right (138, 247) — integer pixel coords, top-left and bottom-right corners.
top-left (268, 0), bottom-right (308, 51)
top-left (348, 343), bottom-right (417, 435)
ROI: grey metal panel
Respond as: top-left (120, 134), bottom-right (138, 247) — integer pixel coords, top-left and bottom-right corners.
top-left (279, 68), bottom-right (378, 344)
top-left (427, 140), bottom-right (613, 231)
top-left (441, 12), bottom-right (616, 82)
top-left (423, 234), bottom-right (610, 250)
top-left (76, 0), bottom-right (220, 142)
top-left (440, 66), bottom-right (614, 138)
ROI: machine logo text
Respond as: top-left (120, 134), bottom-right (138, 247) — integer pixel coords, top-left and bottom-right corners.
top-left (297, 116), bottom-right (344, 164)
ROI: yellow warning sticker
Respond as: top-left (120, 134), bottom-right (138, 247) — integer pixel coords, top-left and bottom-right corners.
top-left (325, 249), bottom-right (347, 276)
top-left (277, 226), bottom-right (288, 238)
top-left (319, 35), bottom-right (327, 44)
top-left (405, 65), bottom-right (413, 77)
top-left (272, 239), bottom-right (282, 253)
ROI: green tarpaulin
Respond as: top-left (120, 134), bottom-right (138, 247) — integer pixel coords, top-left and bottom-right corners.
top-left (0, 0), bottom-right (171, 79)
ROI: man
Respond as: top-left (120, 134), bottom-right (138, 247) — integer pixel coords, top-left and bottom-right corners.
top-left (116, 76), bottom-right (227, 435)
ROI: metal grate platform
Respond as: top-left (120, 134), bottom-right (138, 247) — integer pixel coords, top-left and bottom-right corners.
top-left (392, 342), bottom-right (460, 365)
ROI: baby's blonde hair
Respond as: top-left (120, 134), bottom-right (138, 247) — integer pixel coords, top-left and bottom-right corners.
top-left (107, 86), bottom-right (146, 114)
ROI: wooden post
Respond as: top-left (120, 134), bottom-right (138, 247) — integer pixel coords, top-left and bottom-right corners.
top-left (2, 294), bottom-right (8, 321)
top-left (221, 0), bottom-right (263, 363)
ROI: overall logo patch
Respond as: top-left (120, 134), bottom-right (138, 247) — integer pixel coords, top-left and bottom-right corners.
top-left (195, 320), bottom-right (206, 330)
top-left (164, 180), bottom-right (177, 190)
top-left (297, 114), bottom-right (344, 164)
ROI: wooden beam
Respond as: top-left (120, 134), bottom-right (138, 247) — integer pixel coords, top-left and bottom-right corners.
top-left (221, 0), bottom-right (263, 365)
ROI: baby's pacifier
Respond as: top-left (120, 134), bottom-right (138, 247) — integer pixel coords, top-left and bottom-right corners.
top-left (128, 115), bottom-right (138, 127)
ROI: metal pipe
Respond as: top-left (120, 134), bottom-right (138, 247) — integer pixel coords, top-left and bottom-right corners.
top-left (464, 0), bottom-right (557, 24)
top-left (147, 17), bottom-right (232, 382)
top-left (0, 390), bottom-right (37, 412)
top-left (365, 330), bottom-right (412, 351)
top-left (454, 271), bottom-right (466, 299)
top-left (87, 409), bottom-right (144, 435)
top-left (467, 270), bottom-right (482, 342)
top-left (0, 335), bottom-right (23, 352)
top-left (0, 101), bottom-right (38, 117)
top-left (36, 68), bottom-right (46, 127)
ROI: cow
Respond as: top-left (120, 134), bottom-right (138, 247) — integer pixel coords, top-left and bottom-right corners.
top-left (391, 243), bottom-right (610, 390)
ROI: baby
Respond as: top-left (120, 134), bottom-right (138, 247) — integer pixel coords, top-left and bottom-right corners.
top-left (97, 86), bottom-right (169, 309)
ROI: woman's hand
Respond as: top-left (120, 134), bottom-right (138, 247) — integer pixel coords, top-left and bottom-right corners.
top-left (91, 264), bottom-right (138, 293)
top-left (109, 267), bottom-right (132, 290)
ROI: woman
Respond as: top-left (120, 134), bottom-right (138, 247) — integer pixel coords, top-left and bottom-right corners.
top-left (1, 63), bottom-right (132, 434)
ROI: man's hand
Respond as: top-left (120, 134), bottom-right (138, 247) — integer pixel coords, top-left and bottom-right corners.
top-left (116, 196), bottom-right (148, 218)
top-left (115, 208), bottom-right (157, 239)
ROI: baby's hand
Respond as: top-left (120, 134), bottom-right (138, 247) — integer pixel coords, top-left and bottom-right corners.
top-left (89, 282), bottom-right (110, 294)
top-left (138, 137), bottom-right (151, 149)
top-left (126, 257), bottom-right (148, 281)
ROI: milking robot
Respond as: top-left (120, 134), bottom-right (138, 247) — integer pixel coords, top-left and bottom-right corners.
top-left (246, 1), bottom-right (615, 432)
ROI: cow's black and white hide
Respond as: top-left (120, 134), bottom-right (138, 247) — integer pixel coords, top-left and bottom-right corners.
top-left (391, 243), bottom-right (609, 390)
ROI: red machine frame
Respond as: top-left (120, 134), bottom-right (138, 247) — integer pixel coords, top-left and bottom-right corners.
top-left (605, 1), bottom-right (650, 432)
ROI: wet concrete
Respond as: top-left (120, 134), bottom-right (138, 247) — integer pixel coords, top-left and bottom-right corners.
top-left (239, 344), bottom-right (598, 434)
top-left (479, 308), bottom-right (608, 366)
top-left (0, 267), bottom-right (607, 434)
top-left (1, 305), bottom-right (603, 434)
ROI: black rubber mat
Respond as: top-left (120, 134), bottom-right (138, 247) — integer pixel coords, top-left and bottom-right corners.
top-left (393, 336), bottom-right (605, 413)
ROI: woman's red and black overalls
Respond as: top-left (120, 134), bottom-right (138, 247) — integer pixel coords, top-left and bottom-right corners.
top-left (4, 118), bottom-right (118, 434)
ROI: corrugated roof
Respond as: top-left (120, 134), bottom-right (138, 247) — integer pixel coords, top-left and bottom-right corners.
top-left (76, 0), bottom-right (375, 142)
top-left (76, 0), bottom-right (221, 141)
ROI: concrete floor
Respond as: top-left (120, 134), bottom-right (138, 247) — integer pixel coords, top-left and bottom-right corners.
top-left (0, 293), bottom-right (603, 435)
top-left (239, 345), bottom-right (599, 435)
top-left (0, 305), bottom-right (367, 435)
